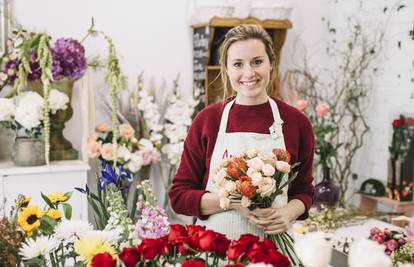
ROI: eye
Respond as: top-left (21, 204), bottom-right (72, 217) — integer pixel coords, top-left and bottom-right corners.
top-left (253, 59), bottom-right (263, 65)
top-left (233, 62), bottom-right (242, 68)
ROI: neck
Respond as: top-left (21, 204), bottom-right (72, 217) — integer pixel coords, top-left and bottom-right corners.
top-left (234, 94), bottom-right (269, 105)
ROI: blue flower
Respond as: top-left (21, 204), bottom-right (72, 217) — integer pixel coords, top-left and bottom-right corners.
top-left (75, 184), bottom-right (90, 195)
top-left (98, 161), bottom-right (132, 190)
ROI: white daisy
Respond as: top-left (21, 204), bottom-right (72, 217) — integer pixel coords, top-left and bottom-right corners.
top-left (54, 220), bottom-right (94, 244)
top-left (80, 228), bottom-right (122, 245)
top-left (19, 236), bottom-right (58, 260)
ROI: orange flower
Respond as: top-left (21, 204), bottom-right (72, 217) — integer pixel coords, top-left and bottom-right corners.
top-left (236, 180), bottom-right (256, 198)
top-left (227, 167), bottom-right (242, 180)
top-left (272, 149), bottom-right (291, 163)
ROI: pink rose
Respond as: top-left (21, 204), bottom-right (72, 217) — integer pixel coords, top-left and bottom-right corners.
top-left (315, 102), bottom-right (329, 117)
top-left (87, 135), bottom-right (101, 158)
top-left (95, 122), bottom-right (111, 133)
top-left (294, 100), bottom-right (308, 111)
top-left (119, 124), bottom-right (135, 139)
top-left (101, 143), bottom-right (115, 161)
top-left (275, 161), bottom-right (291, 174)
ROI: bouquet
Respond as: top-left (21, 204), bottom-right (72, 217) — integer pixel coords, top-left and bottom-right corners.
top-left (214, 148), bottom-right (300, 265)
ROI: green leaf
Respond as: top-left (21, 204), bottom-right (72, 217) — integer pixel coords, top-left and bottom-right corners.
top-left (64, 191), bottom-right (73, 201)
top-left (61, 203), bottom-right (72, 220)
top-left (41, 192), bottom-right (55, 209)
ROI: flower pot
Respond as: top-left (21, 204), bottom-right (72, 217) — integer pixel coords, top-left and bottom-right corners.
top-left (31, 79), bottom-right (78, 161)
top-left (314, 167), bottom-right (340, 209)
top-left (11, 137), bottom-right (46, 166)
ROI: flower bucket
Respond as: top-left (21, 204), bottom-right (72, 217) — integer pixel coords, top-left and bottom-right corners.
top-left (31, 79), bottom-right (78, 160)
top-left (11, 137), bottom-right (46, 166)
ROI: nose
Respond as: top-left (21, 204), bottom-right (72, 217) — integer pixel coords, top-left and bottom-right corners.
top-left (242, 64), bottom-right (255, 78)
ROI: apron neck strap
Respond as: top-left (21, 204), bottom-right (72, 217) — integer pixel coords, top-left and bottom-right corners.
top-left (218, 97), bottom-right (283, 134)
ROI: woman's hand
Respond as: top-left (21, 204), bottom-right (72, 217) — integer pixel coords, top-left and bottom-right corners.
top-left (230, 202), bottom-right (251, 219)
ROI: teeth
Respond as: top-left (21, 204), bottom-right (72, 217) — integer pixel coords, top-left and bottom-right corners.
top-left (241, 80), bottom-right (257, 86)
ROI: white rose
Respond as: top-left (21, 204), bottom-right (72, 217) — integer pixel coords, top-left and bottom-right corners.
top-left (246, 149), bottom-right (258, 158)
top-left (0, 98), bottom-right (15, 121)
top-left (14, 105), bottom-right (43, 130)
top-left (248, 157), bottom-right (264, 171)
top-left (219, 197), bottom-right (231, 210)
top-left (241, 196), bottom-right (251, 208)
top-left (348, 239), bottom-right (391, 267)
top-left (49, 89), bottom-right (69, 114)
top-left (117, 145), bottom-right (131, 161)
top-left (224, 180), bottom-right (236, 192)
top-left (214, 169), bottom-right (227, 186)
top-left (247, 167), bottom-right (256, 177)
top-left (275, 161), bottom-right (291, 174)
top-left (127, 153), bottom-right (144, 173)
top-left (251, 172), bottom-right (263, 186)
top-left (295, 232), bottom-right (332, 267)
top-left (262, 164), bottom-right (275, 177)
top-left (258, 177), bottom-right (276, 197)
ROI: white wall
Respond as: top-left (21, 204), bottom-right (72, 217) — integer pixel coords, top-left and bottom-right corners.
top-left (10, 0), bottom-right (414, 207)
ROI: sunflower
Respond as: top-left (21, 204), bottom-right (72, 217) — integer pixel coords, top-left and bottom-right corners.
top-left (18, 205), bottom-right (44, 236)
top-left (46, 208), bottom-right (62, 220)
top-left (15, 196), bottom-right (32, 205)
top-left (47, 192), bottom-right (68, 203)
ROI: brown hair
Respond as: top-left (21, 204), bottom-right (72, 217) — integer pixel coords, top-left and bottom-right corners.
top-left (218, 24), bottom-right (276, 100)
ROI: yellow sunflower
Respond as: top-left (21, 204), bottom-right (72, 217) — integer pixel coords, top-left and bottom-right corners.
top-left (15, 196), bottom-right (32, 205)
top-left (47, 192), bottom-right (68, 203)
top-left (46, 208), bottom-right (62, 220)
top-left (18, 204), bottom-right (44, 236)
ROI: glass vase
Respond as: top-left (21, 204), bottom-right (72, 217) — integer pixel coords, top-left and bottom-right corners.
top-left (314, 167), bottom-right (340, 209)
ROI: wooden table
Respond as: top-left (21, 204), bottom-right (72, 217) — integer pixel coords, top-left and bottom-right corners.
top-left (359, 194), bottom-right (414, 216)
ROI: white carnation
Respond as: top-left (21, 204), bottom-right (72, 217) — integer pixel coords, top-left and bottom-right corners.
top-left (0, 98), bottom-right (15, 121)
top-left (49, 89), bottom-right (69, 114)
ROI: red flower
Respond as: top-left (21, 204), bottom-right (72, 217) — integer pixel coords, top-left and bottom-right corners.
top-left (272, 149), bottom-right (291, 163)
top-left (268, 250), bottom-right (291, 267)
top-left (227, 240), bottom-right (246, 261)
top-left (198, 230), bottom-right (217, 251)
top-left (236, 180), bottom-right (256, 197)
top-left (261, 239), bottom-right (278, 251)
top-left (227, 167), bottom-right (242, 180)
top-left (91, 253), bottom-right (116, 267)
top-left (238, 234), bottom-right (260, 250)
top-left (168, 224), bottom-right (188, 244)
top-left (138, 237), bottom-right (170, 259)
top-left (246, 248), bottom-right (268, 264)
top-left (392, 119), bottom-right (401, 128)
top-left (214, 232), bottom-right (231, 256)
top-left (225, 264), bottom-right (246, 267)
top-left (226, 158), bottom-right (248, 179)
top-left (119, 247), bottom-right (141, 267)
top-left (186, 224), bottom-right (206, 236)
top-left (176, 235), bottom-right (198, 255)
top-left (182, 259), bottom-right (205, 267)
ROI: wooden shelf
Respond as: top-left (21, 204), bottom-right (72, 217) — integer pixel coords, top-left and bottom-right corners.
top-left (359, 193), bottom-right (414, 216)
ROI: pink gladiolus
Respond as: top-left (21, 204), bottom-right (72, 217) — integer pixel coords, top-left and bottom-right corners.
top-left (315, 102), bottom-right (329, 117)
top-left (294, 100), bottom-right (308, 111)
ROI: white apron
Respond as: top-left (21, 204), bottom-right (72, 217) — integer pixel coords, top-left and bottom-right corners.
top-left (198, 97), bottom-right (289, 240)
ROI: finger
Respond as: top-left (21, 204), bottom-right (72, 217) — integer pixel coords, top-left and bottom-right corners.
top-left (249, 215), bottom-right (279, 227)
top-left (264, 223), bottom-right (289, 234)
top-left (250, 208), bottom-right (274, 217)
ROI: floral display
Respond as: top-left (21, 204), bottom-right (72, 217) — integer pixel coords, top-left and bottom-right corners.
top-left (87, 122), bottom-right (160, 173)
top-left (213, 148), bottom-right (299, 264)
top-left (369, 226), bottom-right (408, 255)
top-left (0, 90), bottom-right (68, 137)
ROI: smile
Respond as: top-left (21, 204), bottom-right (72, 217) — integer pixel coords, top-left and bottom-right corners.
top-left (240, 80), bottom-right (259, 86)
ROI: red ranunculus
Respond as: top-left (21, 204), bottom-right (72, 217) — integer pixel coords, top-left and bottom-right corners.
top-left (198, 230), bottom-right (217, 251)
top-left (268, 250), bottom-right (291, 267)
top-left (238, 234), bottom-right (260, 250)
top-left (392, 119), bottom-right (401, 128)
top-left (186, 224), bottom-right (206, 236)
top-left (227, 240), bottom-right (246, 261)
top-left (168, 224), bottom-right (188, 244)
top-left (182, 259), bottom-right (205, 267)
top-left (119, 247), bottom-right (141, 267)
top-left (214, 232), bottom-right (231, 256)
top-left (138, 238), bottom-right (165, 259)
top-left (91, 253), bottom-right (116, 267)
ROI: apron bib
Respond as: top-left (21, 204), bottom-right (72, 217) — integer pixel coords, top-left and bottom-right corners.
top-left (198, 97), bottom-right (289, 240)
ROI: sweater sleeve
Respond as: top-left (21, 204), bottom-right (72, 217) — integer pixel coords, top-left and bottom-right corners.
top-left (168, 110), bottom-right (210, 219)
top-left (287, 114), bottom-right (315, 220)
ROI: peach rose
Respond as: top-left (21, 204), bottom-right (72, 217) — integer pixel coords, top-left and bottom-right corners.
top-left (119, 123), bottom-right (135, 139)
top-left (95, 122), bottom-right (111, 133)
top-left (315, 102), bottom-right (329, 117)
top-left (275, 160), bottom-right (291, 174)
top-left (87, 135), bottom-right (101, 158)
top-left (295, 100), bottom-right (308, 111)
top-left (101, 143), bottom-right (115, 161)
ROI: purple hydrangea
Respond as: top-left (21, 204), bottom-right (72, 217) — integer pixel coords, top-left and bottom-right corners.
top-left (51, 38), bottom-right (87, 81)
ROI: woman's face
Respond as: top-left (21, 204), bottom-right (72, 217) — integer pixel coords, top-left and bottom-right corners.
top-left (226, 38), bottom-right (271, 105)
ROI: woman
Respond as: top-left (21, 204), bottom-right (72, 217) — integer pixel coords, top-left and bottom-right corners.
top-left (169, 24), bottom-right (314, 240)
